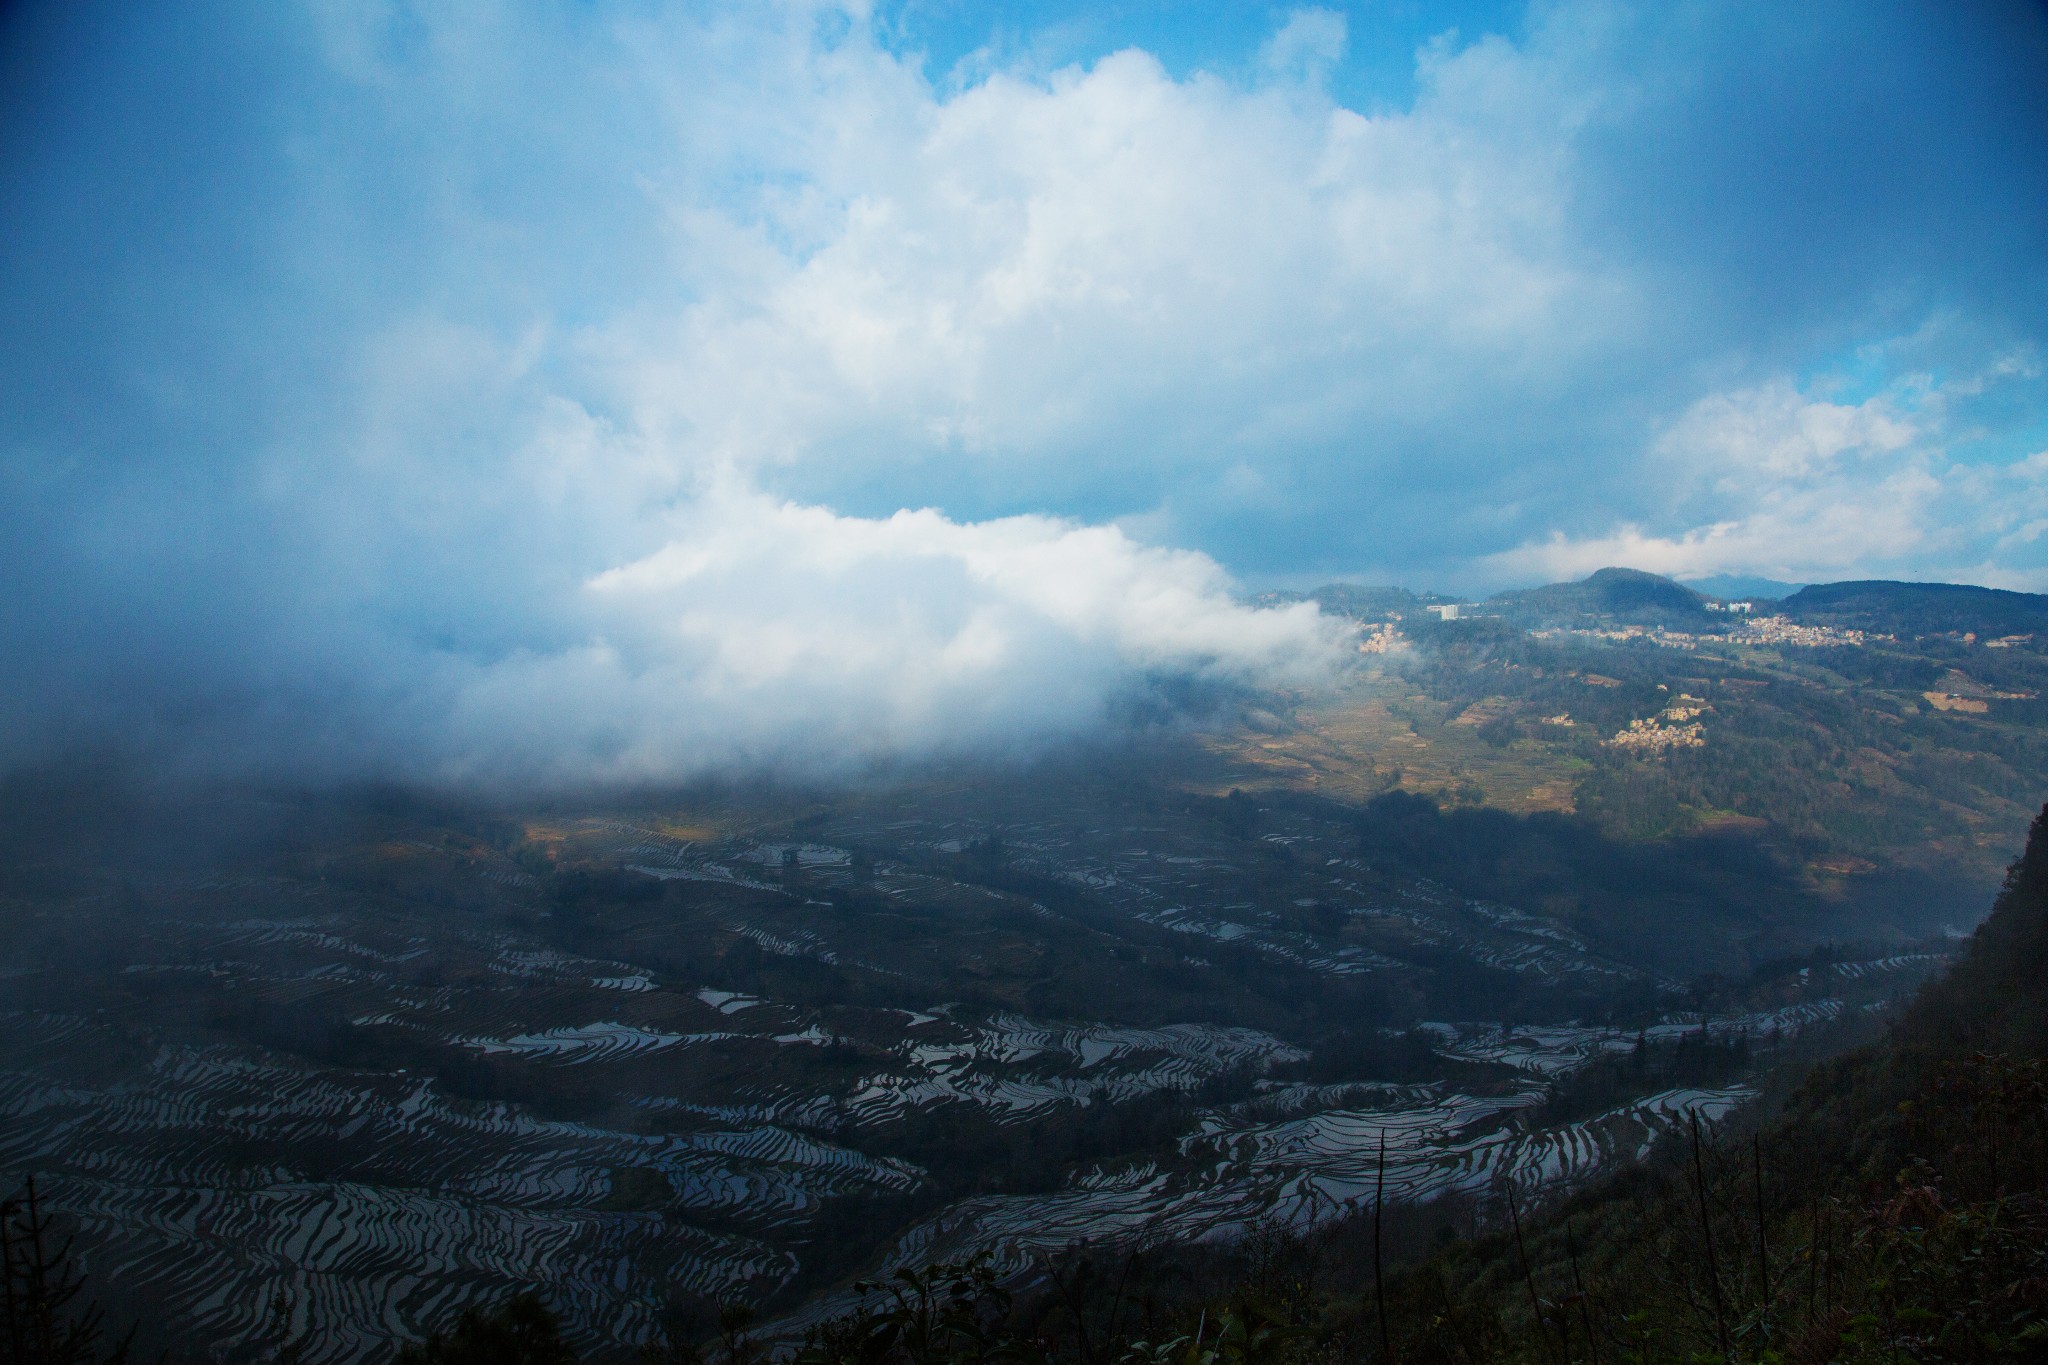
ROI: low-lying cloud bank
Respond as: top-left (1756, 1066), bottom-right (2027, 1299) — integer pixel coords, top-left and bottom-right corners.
top-left (427, 489), bottom-right (1350, 787)
top-left (2, 480), bottom-right (1350, 789)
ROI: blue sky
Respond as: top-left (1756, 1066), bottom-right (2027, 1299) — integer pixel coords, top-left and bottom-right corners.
top-left (2, 0), bottom-right (2046, 784)
top-left (874, 0), bottom-right (1526, 109)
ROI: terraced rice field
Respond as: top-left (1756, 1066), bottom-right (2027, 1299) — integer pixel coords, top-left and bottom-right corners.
top-left (1428, 1001), bottom-right (1851, 1076)
top-left (0, 794), bottom-right (1929, 1360)
top-left (573, 810), bottom-right (1657, 992)
top-left (814, 1078), bottom-right (1753, 1319)
top-left (0, 1008), bottom-right (926, 1361)
top-left (844, 1014), bottom-right (1307, 1124)
top-left (0, 902), bottom-right (1318, 1360)
top-left (1829, 953), bottom-right (1948, 981)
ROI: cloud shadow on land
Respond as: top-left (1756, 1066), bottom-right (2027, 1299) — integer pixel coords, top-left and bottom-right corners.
top-left (1330, 788), bottom-right (1975, 977)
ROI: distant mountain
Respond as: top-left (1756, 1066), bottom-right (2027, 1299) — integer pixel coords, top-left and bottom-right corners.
top-left (1487, 566), bottom-right (1709, 627)
top-left (1278, 583), bottom-right (1462, 620)
top-left (1304, 583), bottom-right (1423, 619)
top-left (1783, 578), bottom-right (2048, 637)
top-left (1680, 572), bottom-right (1805, 601)
top-left (1295, 568), bottom-right (1718, 630)
top-left (1294, 568), bottom-right (2048, 641)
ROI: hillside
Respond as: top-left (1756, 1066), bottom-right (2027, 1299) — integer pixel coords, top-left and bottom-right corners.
top-left (1489, 566), bottom-right (1713, 628)
top-left (1227, 569), bottom-right (2048, 908)
top-left (1783, 579), bottom-right (2048, 640)
top-left (1356, 803), bottom-right (2048, 1363)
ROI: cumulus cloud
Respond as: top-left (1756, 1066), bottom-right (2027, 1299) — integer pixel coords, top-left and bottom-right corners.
top-left (1656, 380), bottom-right (1919, 482)
top-left (617, 13), bottom-right (1598, 504)
top-left (1477, 480), bottom-right (1940, 587)
top-left (1480, 357), bottom-right (2048, 587)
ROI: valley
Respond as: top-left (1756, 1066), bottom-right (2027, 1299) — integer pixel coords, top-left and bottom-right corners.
top-left (2, 573), bottom-right (2039, 1359)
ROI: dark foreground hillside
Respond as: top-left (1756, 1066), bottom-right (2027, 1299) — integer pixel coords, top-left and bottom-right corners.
top-left (1349, 806), bottom-right (2048, 1364)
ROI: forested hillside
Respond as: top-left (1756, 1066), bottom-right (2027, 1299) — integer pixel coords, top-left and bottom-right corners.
top-left (1352, 803), bottom-right (2048, 1363)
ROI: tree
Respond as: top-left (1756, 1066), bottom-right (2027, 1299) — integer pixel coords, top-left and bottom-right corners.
top-left (0, 1177), bottom-right (131, 1365)
top-left (395, 1294), bottom-right (576, 1365)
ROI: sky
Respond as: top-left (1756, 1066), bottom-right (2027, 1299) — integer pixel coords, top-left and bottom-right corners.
top-left (1, 0), bottom-right (2045, 787)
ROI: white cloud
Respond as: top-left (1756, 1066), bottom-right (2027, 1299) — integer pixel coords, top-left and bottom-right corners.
top-left (422, 486), bottom-right (1349, 786)
top-left (603, 5), bottom-right (1599, 498)
top-left (1655, 379), bottom-right (1917, 481)
top-left (1477, 476), bottom-right (1938, 585)
top-left (1480, 363), bottom-right (2048, 589)
top-left (1261, 9), bottom-right (1349, 88)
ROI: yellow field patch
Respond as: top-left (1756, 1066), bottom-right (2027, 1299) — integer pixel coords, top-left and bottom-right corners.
top-left (1193, 682), bottom-right (1579, 814)
top-left (653, 821), bottom-right (721, 843)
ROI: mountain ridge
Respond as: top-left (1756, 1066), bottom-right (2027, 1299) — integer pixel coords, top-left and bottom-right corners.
top-left (1288, 568), bottom-right (2048, 633)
